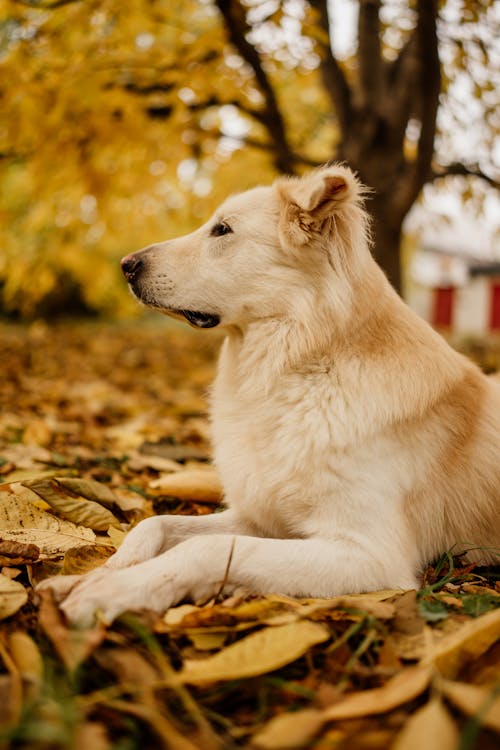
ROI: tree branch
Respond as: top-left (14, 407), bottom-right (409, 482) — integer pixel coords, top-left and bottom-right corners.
top-left (358, 0), bottom-right (382, 108)
top-left (308, 0), bottom-right (352, 137)
top-left (395, 0), bottom-right (440, 216)
top-left (214, 0), bottom-right (295, 172)
top-left (430, 162), bottom-right (500, 190)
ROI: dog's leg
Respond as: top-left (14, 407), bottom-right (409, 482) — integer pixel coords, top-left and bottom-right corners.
top-left (59, 534), bottom-right (418, 627)
top-left (38, 509), bottom-right (247, 602)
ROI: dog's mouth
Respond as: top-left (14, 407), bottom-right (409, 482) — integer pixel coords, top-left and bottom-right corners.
top-left (177, 310), bottom-right (221, 328)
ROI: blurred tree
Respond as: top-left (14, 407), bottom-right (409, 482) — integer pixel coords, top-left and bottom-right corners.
top-left (0, 0), bottom-right (498, 314)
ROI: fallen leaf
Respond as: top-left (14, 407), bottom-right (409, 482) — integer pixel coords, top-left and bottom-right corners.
top-left (0, 539), bottom-right (40, 566)
top-left (164, 604), bottom-right (202, 626)
top-left (23, 478), bottom-right (121, 531)
top-left (8, 631), bottom-right (44, 685)
top-left (62, 544), bottom-right (115, 575)
top-left (322, 665), bottom-right (432, 720)
top-left (0, 483), bottom-right (96, 555)
top-left (180, 621), bottom-right (330, 684)
top-left (149, 468), bottom-right (223, 503)
top-left (253, 708), bottom-right (324, 749)
top-left (0, 573), bottom-right (28, 620)
top-left (188, 632), bottom-right (228, 651)
top-left (441, 679), bottom-right (500, 732)
top-left (391, 699), bottom-right (459, 750)
top-left (127, 451), bottom-right (183, 473)
top-left (55, 477), bottom-right (118, 508)
top-left (428, 607), bottom-right (500, 678)
top-left (71, 722), bottom-right (111, 750)
top-left (106, 526), bottom-right (127, 548)
top-left (22, 418), bottom-right (52, 447)
top-left (37, 589), bottom-right (106, 671)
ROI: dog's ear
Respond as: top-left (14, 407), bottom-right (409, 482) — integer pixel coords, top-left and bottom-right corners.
top-left (276, 165), bottom-right (363, 248)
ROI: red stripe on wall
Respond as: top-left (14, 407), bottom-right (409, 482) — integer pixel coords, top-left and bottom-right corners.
top-left (432, 287), bottom-right (455, 328)
top-left (489, 281), bottom-right (500, 330)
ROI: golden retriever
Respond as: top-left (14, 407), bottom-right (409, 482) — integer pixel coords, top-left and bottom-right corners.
top-left (41, 164), bottom-right (500, 626)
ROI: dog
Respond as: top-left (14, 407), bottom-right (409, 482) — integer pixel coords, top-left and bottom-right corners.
top-left (41, 164), bottom-right (500, 626)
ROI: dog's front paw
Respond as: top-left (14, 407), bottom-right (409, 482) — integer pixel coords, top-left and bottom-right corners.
top-left (37, 566), bottom-right (109, 603)
top-left (58, 567), bottom-right (180, 627)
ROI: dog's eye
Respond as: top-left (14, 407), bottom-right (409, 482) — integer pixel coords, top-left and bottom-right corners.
top-left (210, 222), bottom-right (233, 237)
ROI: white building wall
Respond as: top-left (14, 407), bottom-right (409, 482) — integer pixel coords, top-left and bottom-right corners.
top-left (454, 278), bottom-right (489, 335)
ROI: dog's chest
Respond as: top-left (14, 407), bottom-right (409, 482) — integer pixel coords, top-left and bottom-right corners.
top-left (211, 359), bottom-right (382, 536)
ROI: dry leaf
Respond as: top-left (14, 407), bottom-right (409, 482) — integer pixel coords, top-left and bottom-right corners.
top-left (55, 477), bottom-right (118, 508)
top-left (391, 699), bottom-right (459, 750)
top-left (149, 469), bottom-right (223, 503)
top-left (164, 604), bottom-right (201, 626)
top-left (62, 544), bottom-right (115, 575)
top-left (0, 573), bottom-right (28, 620)
top-left (0, 539), bottom-right (40, 566)
top-left (0, 483), bottom-right (95, 555)
top-left (442, 679), bottom-right (500, 732)
top-left (71, 722), bottom-right (111, 750)
top-left (188, 632), bottom-right (228, 651)
top-left (37, 589), bottom-right (106, 671)
top-left (323, 665), bottom-right (432, 720)
top-left (429, 607), bottom-right (500, 678)
top-left (8, 632), bottom-right (44, 684)
top-left (253, 709), bottom-right (324, 749)
top-left (23, 478), bottom-right (121, 531)
top-left (180, 621), bottom-right (330, 685)
top-left (106, 526), bottom-right (127, 548)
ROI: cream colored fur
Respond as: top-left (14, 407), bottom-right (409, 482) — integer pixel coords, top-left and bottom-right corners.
top-left (40, 164), bottom-right (500, 626)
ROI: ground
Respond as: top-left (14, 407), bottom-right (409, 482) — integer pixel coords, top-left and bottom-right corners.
top-left (0, 320), bottom-right (499, 750)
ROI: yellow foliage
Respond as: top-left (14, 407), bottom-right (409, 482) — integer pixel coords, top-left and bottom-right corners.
top-left (0, 0), bottom-right (336, 316)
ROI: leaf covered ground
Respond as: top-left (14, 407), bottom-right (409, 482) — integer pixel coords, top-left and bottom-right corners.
top-left (0, 321), bottom-right (499, 750)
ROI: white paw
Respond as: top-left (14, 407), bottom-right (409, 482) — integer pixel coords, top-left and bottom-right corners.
top-left (58, 567), bottom-right (180, 627)
top-left (36, 567), bottom-right (109, 602)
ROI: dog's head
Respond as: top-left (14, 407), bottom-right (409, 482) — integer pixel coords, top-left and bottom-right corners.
top-left (121, 164), bottom-right (371, 329)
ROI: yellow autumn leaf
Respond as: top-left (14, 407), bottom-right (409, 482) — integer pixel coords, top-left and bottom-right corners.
top-left (428, 607), bottom-right (500, 678)
top-left (323, 665), bottom-right (432, 720)
top-left (391, 699), bottom-right (459, 750)
top-left (8, 632), bottom-right (44, 685)
top-left (0, 484), bottom-right (96, 555)
top-left (23, 478), bottom-right (121, 531)
top-left (180, 621), bottom-right (330, 685)
top-left (0, 574), bottom-right (28, 620)
top-left (148, 468), bottom-right (223, 503)
top-left (253, 709), bottom-right (325, 749)
top-left (442, 680), bottom-right (500, 733)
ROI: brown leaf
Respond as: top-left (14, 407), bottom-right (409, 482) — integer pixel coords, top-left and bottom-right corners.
top-left (7, 631), bottom-right (44, 689)
top-left (23, 478), bottom-right (122, 531)
top-left (391, 699), bottom-right (459, 750)
top-left (62, 544), bottom-right (115, 575)
top-left (0, 538), bottom-right (40, 566)
top-left (322, 666), bottom-right (432, 720)
top-left (37, 589), bottom-right (106, 671)
top-left (180, 621), bottom-right (330, 685)
top-left (442, 679), bottom-right (500, 733)
top-left (0, 483), bottom-right (96, 554)
top-left (428, 607), bottom-right (500, 678)
top-left (149, 468), bottom-right (223, 503)
top-left (71, 722), bottom-right (111, 750)
top-left (253, 709), bottom-right (324, 749)
top-left (0, 573), bottom-right (28, 620)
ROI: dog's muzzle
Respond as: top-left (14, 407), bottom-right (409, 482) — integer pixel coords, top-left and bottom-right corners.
top-left (120, 252), bottom-right (220, 328)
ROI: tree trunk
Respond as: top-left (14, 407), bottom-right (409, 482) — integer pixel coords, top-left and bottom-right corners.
top-left (369, 205), bottom-right (403, 292)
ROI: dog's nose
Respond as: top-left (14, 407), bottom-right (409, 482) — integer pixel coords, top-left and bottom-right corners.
top-left (121, 253), bottom-right (143, 281)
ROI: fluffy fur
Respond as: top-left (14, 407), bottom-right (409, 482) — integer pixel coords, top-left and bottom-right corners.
top-left (40, 164), bottom-right (500, 626)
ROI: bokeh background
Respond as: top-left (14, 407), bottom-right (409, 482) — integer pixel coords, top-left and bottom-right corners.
top-left (0, 0), bottom-right (498, 321)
